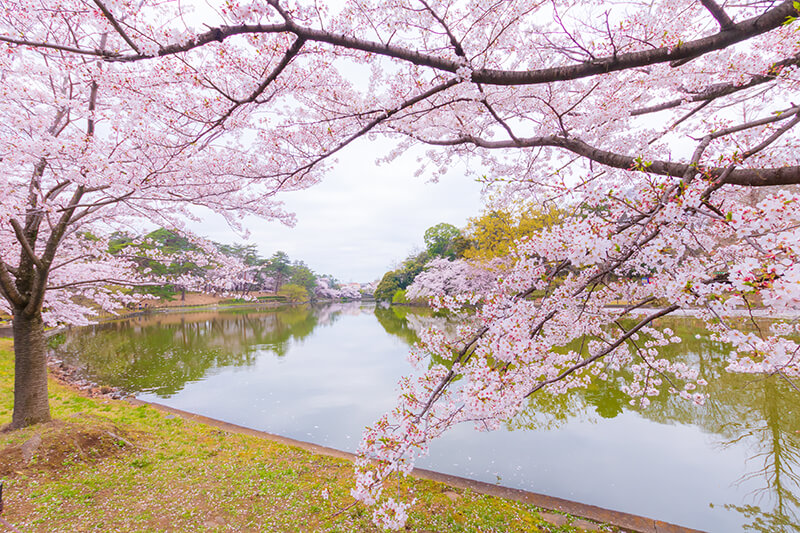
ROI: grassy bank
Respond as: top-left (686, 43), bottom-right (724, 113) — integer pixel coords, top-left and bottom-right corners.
top-left (0, 339), bottom-right (606, 532)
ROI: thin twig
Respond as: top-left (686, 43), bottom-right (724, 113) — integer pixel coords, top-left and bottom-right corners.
top-left (526, 305), bottom-right (681, 397)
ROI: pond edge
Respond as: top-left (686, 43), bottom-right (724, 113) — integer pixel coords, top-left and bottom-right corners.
top-left (129, 398), bottom-right (706, 533)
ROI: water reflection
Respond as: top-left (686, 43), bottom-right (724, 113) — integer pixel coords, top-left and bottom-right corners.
top-left (373, 305), bottom-right (426, 345)
top-left (54, 305), bottom-right (799, 531)
top-left (56, 305), bottom-right (321, 395)
top-left (717, 377), bottom-right (800, 532)
top-left (512, 318), bottom-right (800, 531)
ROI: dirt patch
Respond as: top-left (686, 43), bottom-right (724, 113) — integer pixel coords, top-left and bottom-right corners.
top-left (147, 291), bottom-right (279, 308)
top-left (151, 292), bottom-right (224, 308)
top-left (0, 417), bottom-right (137, 477)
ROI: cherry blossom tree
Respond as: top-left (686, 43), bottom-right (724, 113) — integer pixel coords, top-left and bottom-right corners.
top-left (3, 0), bottom-right (800, 528)
top-left (314, 277), bottom-right (340, 299)
top-left (406, 257), bottom-right (499, 299)
top-left (0, 0), bottom-right (301, 428)
top-left (317, 277), bottom-right (363, 300)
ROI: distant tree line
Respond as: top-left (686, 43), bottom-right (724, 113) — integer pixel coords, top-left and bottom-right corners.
top-left (109, 228), bottom-right (360, 303)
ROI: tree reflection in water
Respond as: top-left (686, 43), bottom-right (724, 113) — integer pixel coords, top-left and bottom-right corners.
top-left (720, 376), bottom-right (800, 532)
top-left (55, 305), bottom-right (319, 396)
top-left (507, 318), bottom-right (799, 531)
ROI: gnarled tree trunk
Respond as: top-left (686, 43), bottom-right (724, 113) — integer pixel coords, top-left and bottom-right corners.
top-left (10, 307), bottom-right (50, 429)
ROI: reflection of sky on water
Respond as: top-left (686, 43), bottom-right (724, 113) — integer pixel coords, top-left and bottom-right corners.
top-left (421, 415), bottom-right (753, 532)
top-left (139, 311), bottom-right (408, 446)
top-left (60, 303), bottom-right (798, 533)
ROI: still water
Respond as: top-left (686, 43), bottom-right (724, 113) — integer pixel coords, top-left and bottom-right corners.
top-left (53, 303), bottom-right (799, 532)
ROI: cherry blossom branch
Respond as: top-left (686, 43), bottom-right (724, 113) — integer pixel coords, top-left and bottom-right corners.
top-left (550, 4), bottom-right (596, 61)
top-left (0, 261), bottom-right (24, 307)
top-left (480, 98), bottom-right (521, 142)
top-left (414, 324), bottom-right (490, 422)
top-left (704, 105), bottom-right (800, 141)
top-left (426, 132), bottom-right (800, 187)
top-left (776, 370), bottom-right (800, 393)
top-left (21, 32), bottom-right (111, 315)
top-left (47, 106), bottom-right (70, 137)
top-left (191, 36), bottom-right (306, 143)
top-left (580, 231), bottom-right (661, 292)
top-left (0, 263), bottom-right (18, 277)
top-left (92, 0), bottom-right (140, 53)
top-left (418, 0), bottom-right (466, 57)
top-left (0, 35), bottom-right (116, 57)
top-left (9, 219), bottom-right (43, 270)
top-left (50, 254), bottom-right (96, 272)
top-left (741, 295), bottom-right (765, 340)
top-left (736, 112), bottom-right (800, 160)
top-left (701, 109), bottom-right (800, 199)
top-left (122, 23), bottom-right (289, 59)
top-left (25, 1), bottom-right (793, 88)
top-left (272, 78), bottom-right (460, 182)
top-left (416, 0), bottom-right (522, 142)
top-left (86, 39), bottom-right (104, 137)
top-left (415, 250), bottom-right (641, 423)
top-left (617, 296), bottom-right (658, 317)
top-left (525, 305), bottom-right (681, 397)
top-left (615, 323), bottom-right (679, 390)
top-left (530, 309), bottom-right (559, 339)
top-left (646, 100), bottom-right (712, 145)
top-left (699, 0), bottom-right (735, 31)
top-left (44, 180), bottom-right (74, 202)
top-left (45, 278), bottom-right (159, 290)
top-left (631, 51), bottom-right (800, 117)
top-left (26, 184), bottom-right (86, 316)
top-left (264, 0), bottom-right (293, 22)
top-left (23, 160), bottom-right (47, 237)
top-left (68, 192), bottom-right (136, 223)
top-left (326, 0), bottom-right (787, 84)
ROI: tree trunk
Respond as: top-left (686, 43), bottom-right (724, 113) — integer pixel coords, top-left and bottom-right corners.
top-left (10, 308), bottom-right (51, 429)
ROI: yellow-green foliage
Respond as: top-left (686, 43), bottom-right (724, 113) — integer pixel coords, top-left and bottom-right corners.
top-left (463, 205), bottom-right (563, 261)
top-left (278, 283), bottom-right (309, 303)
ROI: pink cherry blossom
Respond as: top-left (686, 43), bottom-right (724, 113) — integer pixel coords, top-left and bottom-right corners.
top-left (3, 1), bottom-right (800, 527)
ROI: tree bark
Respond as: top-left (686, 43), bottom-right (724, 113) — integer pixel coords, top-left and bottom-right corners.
top-left (10, 308), bottom-right (51, 429)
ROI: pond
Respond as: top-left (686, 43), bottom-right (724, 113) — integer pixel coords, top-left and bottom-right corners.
top-left (52, 303), bottom-right (799, 532)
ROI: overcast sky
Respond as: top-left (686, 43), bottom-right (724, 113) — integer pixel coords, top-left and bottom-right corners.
top-left (166, 1), bottom-right (486, 283)
top-left (191, 137), bottom-right (486, 283)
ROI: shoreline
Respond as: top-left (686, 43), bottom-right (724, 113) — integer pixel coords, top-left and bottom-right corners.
top-left (4, 337), bottom-right (597, 533)
top-left (40, 337), bottom-right (703, 533)
top-left (133, 398), bottom-right (705, 533)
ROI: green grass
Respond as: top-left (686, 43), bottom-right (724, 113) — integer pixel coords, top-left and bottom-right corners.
top-left (0, 339), bottom-right (607, 532)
